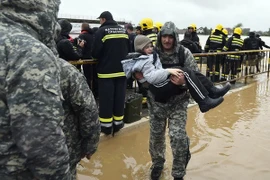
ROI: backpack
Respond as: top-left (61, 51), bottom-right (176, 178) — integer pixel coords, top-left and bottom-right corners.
top-left (152, 45), bottom-right (186, 67)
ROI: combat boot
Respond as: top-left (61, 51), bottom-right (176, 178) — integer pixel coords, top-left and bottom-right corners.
top-left (150, 167), bottom-right (163, 180)
top-left (209, 82), bottom-right (231, 98)
top-left (198, 96), bottom-right (224, 113)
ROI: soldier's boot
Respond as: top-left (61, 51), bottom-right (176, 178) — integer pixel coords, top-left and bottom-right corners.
top-left (198, 96), bottom-right (224, 113)
top-left (150, 167), bottom-right (163, 180)
top-left (209, 82), bottom-right (231, 98)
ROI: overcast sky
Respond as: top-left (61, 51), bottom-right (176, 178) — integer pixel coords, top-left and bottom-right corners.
top-left (59, 0), bottom-right (269, 31)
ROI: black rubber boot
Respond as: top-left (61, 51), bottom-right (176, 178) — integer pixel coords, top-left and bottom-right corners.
top-left (198, 96), bottom-right (224, 113)
top-left (101, 126), bottom-right (112, 136)
top-left (209, 82), bottom-right (231, 98)
top-left (112, 121), bottom-right (124, 136)
top-left (150, 167), bottom-right (163, 180)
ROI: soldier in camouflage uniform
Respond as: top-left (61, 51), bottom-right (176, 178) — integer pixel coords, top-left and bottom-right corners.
top-left (148, 21), bottom-right (199, 180)
top-left (0, 0), bottom-right (72, 179)
top-left (57, 58), bottom-right (100, 179)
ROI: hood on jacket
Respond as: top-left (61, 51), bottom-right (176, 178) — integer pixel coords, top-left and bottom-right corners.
top-left (58, 19), bottom-right (72, 36)
top-left (121, 53), bottom-right (146, 79)
top-left (156, 21), bottom-right (179, 51)
top-left (0, 0), bottom-right (61, 54)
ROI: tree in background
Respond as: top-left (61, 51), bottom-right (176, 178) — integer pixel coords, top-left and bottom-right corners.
top-left (233, 23), bottom-right (243, 29)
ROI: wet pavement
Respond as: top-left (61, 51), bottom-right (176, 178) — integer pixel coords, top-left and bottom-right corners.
top-left (78, 74), bottom-right (270, 180)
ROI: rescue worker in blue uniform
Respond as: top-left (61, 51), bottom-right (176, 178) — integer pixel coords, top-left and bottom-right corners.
top-left (223, 27), bottom-right (244, 82)
top-left (204, 24), bottom-right (226, 82)
top-left (92, 11), bottom-right (129, 135)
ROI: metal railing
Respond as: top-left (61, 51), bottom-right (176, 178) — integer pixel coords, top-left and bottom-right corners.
top-left (192, 49), bottom-right (270, 84)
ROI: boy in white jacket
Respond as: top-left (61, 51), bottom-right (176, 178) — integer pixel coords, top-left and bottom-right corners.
top-left (122, 35), bottom-right (231, 113)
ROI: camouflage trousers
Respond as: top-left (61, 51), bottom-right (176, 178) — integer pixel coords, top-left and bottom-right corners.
top-left (0, 170), bottom-right (35, 180)
top-left (148, 91), bottom-right (191, 178)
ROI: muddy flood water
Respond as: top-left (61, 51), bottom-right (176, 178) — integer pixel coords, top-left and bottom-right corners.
top-left (78, 74), bottom-right (270, 180)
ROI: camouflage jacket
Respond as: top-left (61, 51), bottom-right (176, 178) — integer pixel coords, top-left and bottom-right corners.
top-left (58, 59), bottom-right (100, 165)
top-left (0, 0), bottom-right (71, 179)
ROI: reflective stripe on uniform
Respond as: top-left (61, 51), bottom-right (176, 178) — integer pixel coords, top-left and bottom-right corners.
top-left (99, 117), bottom-right (113, 123)
top-left (98, 72), bottom-right (125, 78)
top-left (113, 115), bottom-right (124, 121)
top-left (113, 121), bottom-right (123, 125)
top-left (223, 46), bottom-right (229, 51)
top-left (100, 122), bottom-right (113, 127)
top-left (210, 34), bottom-right (223, 44)
top-left (227, 54), bottom-right (240, 60)
top-left (102, 34), bottom-right (129, 42)
top-left (146, 34), bottom-right (157, 46)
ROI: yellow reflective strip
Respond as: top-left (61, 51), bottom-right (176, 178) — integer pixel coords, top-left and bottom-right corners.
top-left (98, 72), bottom-right (125, 78)
top-left (227, 55), bottom-right (240, 58)
top-left (147, 34), bottom-right (157, 38)
top-left (232, 41), bottom-right (243, 46)
top-left (233, 38), bottom-right (243, 42)
top-left (99, 117), bottom-right (113, 123)
top-left (211, 35), bottom-right (223, 38)
top-left (210, 37), bottom-right (222, 42)
top-left (102, 34), bottom-right (129, 42)
top-left (113, 115), bottom-right (124, 121)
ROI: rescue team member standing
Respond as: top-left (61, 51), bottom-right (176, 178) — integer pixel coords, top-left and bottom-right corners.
top-left (204, 24), bottom-right (226, 82)
top-left (140, 18), bottom-right (158, 46)
top-left (92, 11), bottom-right (129, 135)
top-left (223, 27), bottom-right (244, 81)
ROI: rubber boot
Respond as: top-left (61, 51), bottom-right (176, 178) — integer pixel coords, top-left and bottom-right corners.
top-left (150, 167), bottom-right (163, 180)
top-left (101, 126), bottom-right (112, 136)
top-left (198, 96), bottom-right (224, 113)
top-left (209, 82), bottom-right (231, 98)
top-left (112, 121), bottom-right (124, 136)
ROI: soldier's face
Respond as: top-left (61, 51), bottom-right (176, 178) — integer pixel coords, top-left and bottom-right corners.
top-left (161, 35), bottom-right (174, 51)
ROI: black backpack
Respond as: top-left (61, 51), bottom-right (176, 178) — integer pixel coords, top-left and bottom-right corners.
top-left (152, 45), bottom-right (186, 68)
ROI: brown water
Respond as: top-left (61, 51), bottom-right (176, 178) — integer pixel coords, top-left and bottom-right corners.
top-left (78, 74), bottom-right (270, 180)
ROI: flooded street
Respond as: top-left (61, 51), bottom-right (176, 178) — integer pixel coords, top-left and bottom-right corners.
top-left (78, 74), bottom-right (270, 180)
